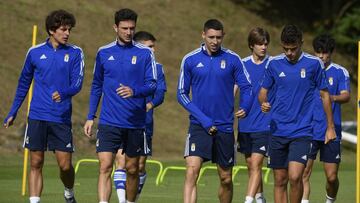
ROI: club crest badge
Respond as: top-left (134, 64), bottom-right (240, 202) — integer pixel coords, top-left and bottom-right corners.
top-left (64, 54), bottom-right (69, 62)
top-left (131, 56), bottom-right (137, 64)
top-left (328, 77), bottom-right (333, 85)
top-left (300, 68), bottom-right (306, 78)
top-left (221, 60), bottom-right (226, 69)
top-left (191, 143), bottom-right (196, 152)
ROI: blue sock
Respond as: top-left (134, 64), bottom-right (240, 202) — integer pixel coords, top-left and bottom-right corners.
top-left (138, 172), bottom-right (147, 195)
top-left (114, 169), bottom-right (126, 203)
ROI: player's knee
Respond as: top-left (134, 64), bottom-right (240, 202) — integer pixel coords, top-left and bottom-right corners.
top-left (126, 164), bottom-right (139, 176)
top-left (99, 163), bottom-right (113, 175)
top-left (138, 162), bottom-right (146, 173)
top-left (219, 173), bottom-right (232, 186)
top-left (326, 173), bottom-right (338, 184)
top-left (288, 173), bottom-right (302, 184)
top-left (59, 162), bottom-right (72, 172)
top-left (30, 158), bottom-right (44, 169)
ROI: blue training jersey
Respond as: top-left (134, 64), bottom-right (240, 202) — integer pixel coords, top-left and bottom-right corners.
top-left (145, 63), bottom-right (167, 135)
top-left (87, 40), bottom-right (157, 129)
top-left (5, 39), bottom-right (84, 124)
top-left (238, 55), bottom-right (274, 133)
top-left (312, 62), bottom-right (350, 141)
top-left (177, 44), bottom-right (253, 133)
top-left (261, 52), bottom-right (327, 138)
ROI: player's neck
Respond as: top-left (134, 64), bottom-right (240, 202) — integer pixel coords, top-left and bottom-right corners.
top-left (252, 54), bottom-right (266, 64)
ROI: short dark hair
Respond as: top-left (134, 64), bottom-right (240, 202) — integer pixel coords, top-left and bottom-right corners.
top-left (281, 24), bottom-right (302, 44)
top-left (114, 8), bottom-right (137, 26)
top-left (248, 27), bottom-right (270, 50)
top-left (134, 31), bottom-right (156, 42)
top-left (313, 34), bottom-right (336, 53)
top-left (203, 19), bottom-right (223, 32)
top-left (45, 10), bottom-right (76, 35)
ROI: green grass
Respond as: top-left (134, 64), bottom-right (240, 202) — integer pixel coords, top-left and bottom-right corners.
top-left (0, 149), bottom-right (356, 203)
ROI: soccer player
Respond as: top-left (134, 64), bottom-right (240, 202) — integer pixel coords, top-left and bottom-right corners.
top-left (113, 31), bottom-right (167, 203)
top-left (237, 27), bottom-right (272, 203)
top-left (178, 19), bottom-right (253, 203)
top-left (258, 24), bottom-right (336, 203)
top-left (3, 10), bottom-right (83, 203)
top-left (83, 8), bottom-right (157, 203)
top-left (301, 34), bottom-right (350, 203)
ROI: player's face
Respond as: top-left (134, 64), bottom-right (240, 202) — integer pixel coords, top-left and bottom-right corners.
top-left (252, 41), bottom-right (268, 58)
top-left (282, 42), bottom-right (302, 63)
top-left (139, 40), bottom-right (155, 53)
top-left (49, 25), bottom-right (72, 46)
top-left (202, 29), bottom-right (224, 55)
top-left (114, 20), bottom-right (136, 44)
top-left (315, 51), bottom-right (331, 66)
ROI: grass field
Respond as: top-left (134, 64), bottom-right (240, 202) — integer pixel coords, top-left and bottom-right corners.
top-left (0, 148), bottom-right (356, 203)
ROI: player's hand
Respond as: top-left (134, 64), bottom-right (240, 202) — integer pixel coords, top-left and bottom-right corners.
top-left (146, 102), bottom-right (153, 112)
top-left (261, 102), bottom-right (271, 113)
top-left (235, 109), bottom-right (246, 118)
top-left (116, 84), bottom-right (133, 98)
top-left (52, 91), bottom-right (61, 102)
top-left (3, 116), bottom-right (14, 128)
top-left (208, 126), bottom-right (217, 136)
top-left (84, 120), bottom-right (94, 138)
top-left (325, 126), bottom-right (336, 144)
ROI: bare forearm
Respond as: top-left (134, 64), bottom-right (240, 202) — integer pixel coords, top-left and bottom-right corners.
top-left (258, 88), bottom-right (268, 104)
top-left (330, 91), bottom-right (350, 104)
top-left (320, 90), bottom-right (335, 129)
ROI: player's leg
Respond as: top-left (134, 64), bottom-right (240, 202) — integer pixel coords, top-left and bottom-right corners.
top-left (320, 140), bottom-right (341, 203)
top-left (29, 151), bottom-right (45, 202)
top-left (273, 168), bottom-right (288, 203)
top-left (136, 131), bottom-right (151, 200)
top-left (98, 152), bottom-right (115, 202)
top-left (214, 130), bottom-right (235, 203)
top-left (301, 159), bottom-right (314, 203)
top-left (114, 149), bottom-right (126, 203)
top-left (268, 135), bottom-right (290, 203)
top-left (302, 140), bottom-right (319, 203)
top-left (184, 156), bottom-right (203, 203)
top-left (123, 128), bottom-right (144, 203)
top-left (183, 124), bottom-right (210, 203)
top-left (96, 124), bottom-right (123, 202)
top-left (25, 119), bottom-right (47, 203)
top-left (49, 121), bottom-right (76, 202)
top-left (288, 136), bottom-right (311, 203)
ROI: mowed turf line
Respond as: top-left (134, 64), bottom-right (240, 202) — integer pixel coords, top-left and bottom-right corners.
top-left (0, 149), bottom-right (356, 202)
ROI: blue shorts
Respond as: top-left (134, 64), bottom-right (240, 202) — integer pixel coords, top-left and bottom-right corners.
top-left (96, 124), bottom-right (145, 157)
top-left (308, 140), bottom-right (341, 163)
top-left (268, 135), bottom-right (312, 169)
top-left (184, 124), bottom-right (235, 168)
top-left (24, 119), bottom-right (73, 152)
top-left (237, 131), bottom-right (269, 156)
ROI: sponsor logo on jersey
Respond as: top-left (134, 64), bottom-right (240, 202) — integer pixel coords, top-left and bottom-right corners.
top-left (131, 56), bottom-right (137, 64)
top-left (64, 54), bottom-right (69, 62)
top-left (221, 60), bottom-right (226, 69)
top-left (108, 55), bottom-right (115, 60)
top-left (196, 62), bottom-right (204, 68)
top-left (191, 143), bottom-right (196, 152)
top-left (40, 54), bottom-right (47, 59)
top-left (301, 68), bottom-right (306, 78)
top-left (329, 77), bottom-right (333, 85)
top-left (279, 72), bottom-right (286, 77)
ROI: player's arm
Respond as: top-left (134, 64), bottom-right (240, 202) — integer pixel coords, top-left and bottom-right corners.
top-left (4, 50), bottom-right (35, 128)
top-left (84, 52), bottom-right (103, 137)
top-left (147, 64), bottom-right (167, 111)
top-left (234, 57), bottom-right (253, 118)
top-left (320, 89), bottom-right (336, 144)
top-left (56, 49), bottom-right (85, 101)
top-left (258, 60), bottom-right (274, 113)
top-left (177, 57), bottom-right (215, 134)
top-left (330, 69), bottom-right (351, 104)
top-left (316, 61), bottom-right (336, 143)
